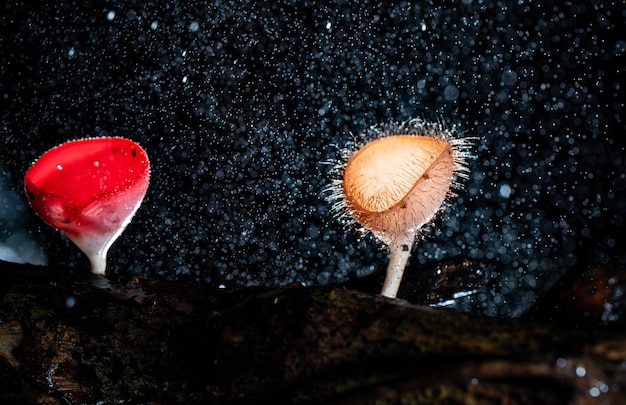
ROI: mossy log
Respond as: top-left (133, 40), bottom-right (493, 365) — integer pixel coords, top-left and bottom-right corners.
top-left (1, 259), bottom-right (625, 404)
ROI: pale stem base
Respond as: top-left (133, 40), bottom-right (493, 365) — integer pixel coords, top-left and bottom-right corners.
top-left (88, 252), bottom-right (108, 276)
top-left (380, 231), bottom-right (416, 299)
top-left (68, 233), bottom-right (114, 276)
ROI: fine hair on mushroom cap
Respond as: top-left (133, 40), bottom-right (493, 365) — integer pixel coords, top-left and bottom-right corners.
top-left (324, 118), bottom-right (474, 298)
top-left (326, 118), bottom-right (473, 244)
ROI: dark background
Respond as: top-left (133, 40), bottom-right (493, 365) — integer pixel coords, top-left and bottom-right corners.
top-left (1, 0), bottom-right (625, 317)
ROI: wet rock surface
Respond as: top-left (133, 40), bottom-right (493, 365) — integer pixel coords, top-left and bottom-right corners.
top-left (1, 259), bottom-right (625, 404)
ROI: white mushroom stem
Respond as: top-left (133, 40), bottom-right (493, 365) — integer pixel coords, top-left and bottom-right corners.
top-left (380, 231), bottom-right (416, 299)
top-left (67, 230), bottom-right (118, 276)
top-left (87, 251), bottom-right (108, 276)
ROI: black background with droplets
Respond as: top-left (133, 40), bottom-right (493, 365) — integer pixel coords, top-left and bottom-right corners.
top-left (1, 0), bottom-right (625, 317)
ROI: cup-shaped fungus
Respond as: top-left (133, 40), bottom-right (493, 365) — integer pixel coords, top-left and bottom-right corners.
top-left (327, 119), bottom-right (472, 298)
top-left (24, 137), bottom-right (150, 276)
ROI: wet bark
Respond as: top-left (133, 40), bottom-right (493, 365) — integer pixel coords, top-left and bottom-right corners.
top-left (0, 259), bottom-right (624, 404)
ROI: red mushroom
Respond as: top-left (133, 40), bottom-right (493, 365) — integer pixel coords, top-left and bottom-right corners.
top-left (24, 137), bottom-right (150, 276)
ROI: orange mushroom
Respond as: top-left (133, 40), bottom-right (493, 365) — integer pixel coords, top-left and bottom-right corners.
top-left (327, 120), bottom-right (472, 298)
top-left (24, 137), bottom-right (150, 276)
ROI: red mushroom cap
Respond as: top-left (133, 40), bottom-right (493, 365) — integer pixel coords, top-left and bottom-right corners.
top-left (24, 137), bottom-right (150, 275)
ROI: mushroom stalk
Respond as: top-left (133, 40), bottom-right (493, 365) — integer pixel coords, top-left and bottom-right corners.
top-left (88, 252), bottom-right (107, 276)
top-left (380, 231), bottom-right (416, 298)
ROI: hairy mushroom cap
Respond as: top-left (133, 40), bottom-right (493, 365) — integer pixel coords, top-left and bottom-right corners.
top-left (327, 119), bottom-right (472, 246)
top-left (325, 119), bottom-right (473, 298)
top-left (342, 135), bottom-right (455, 245)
